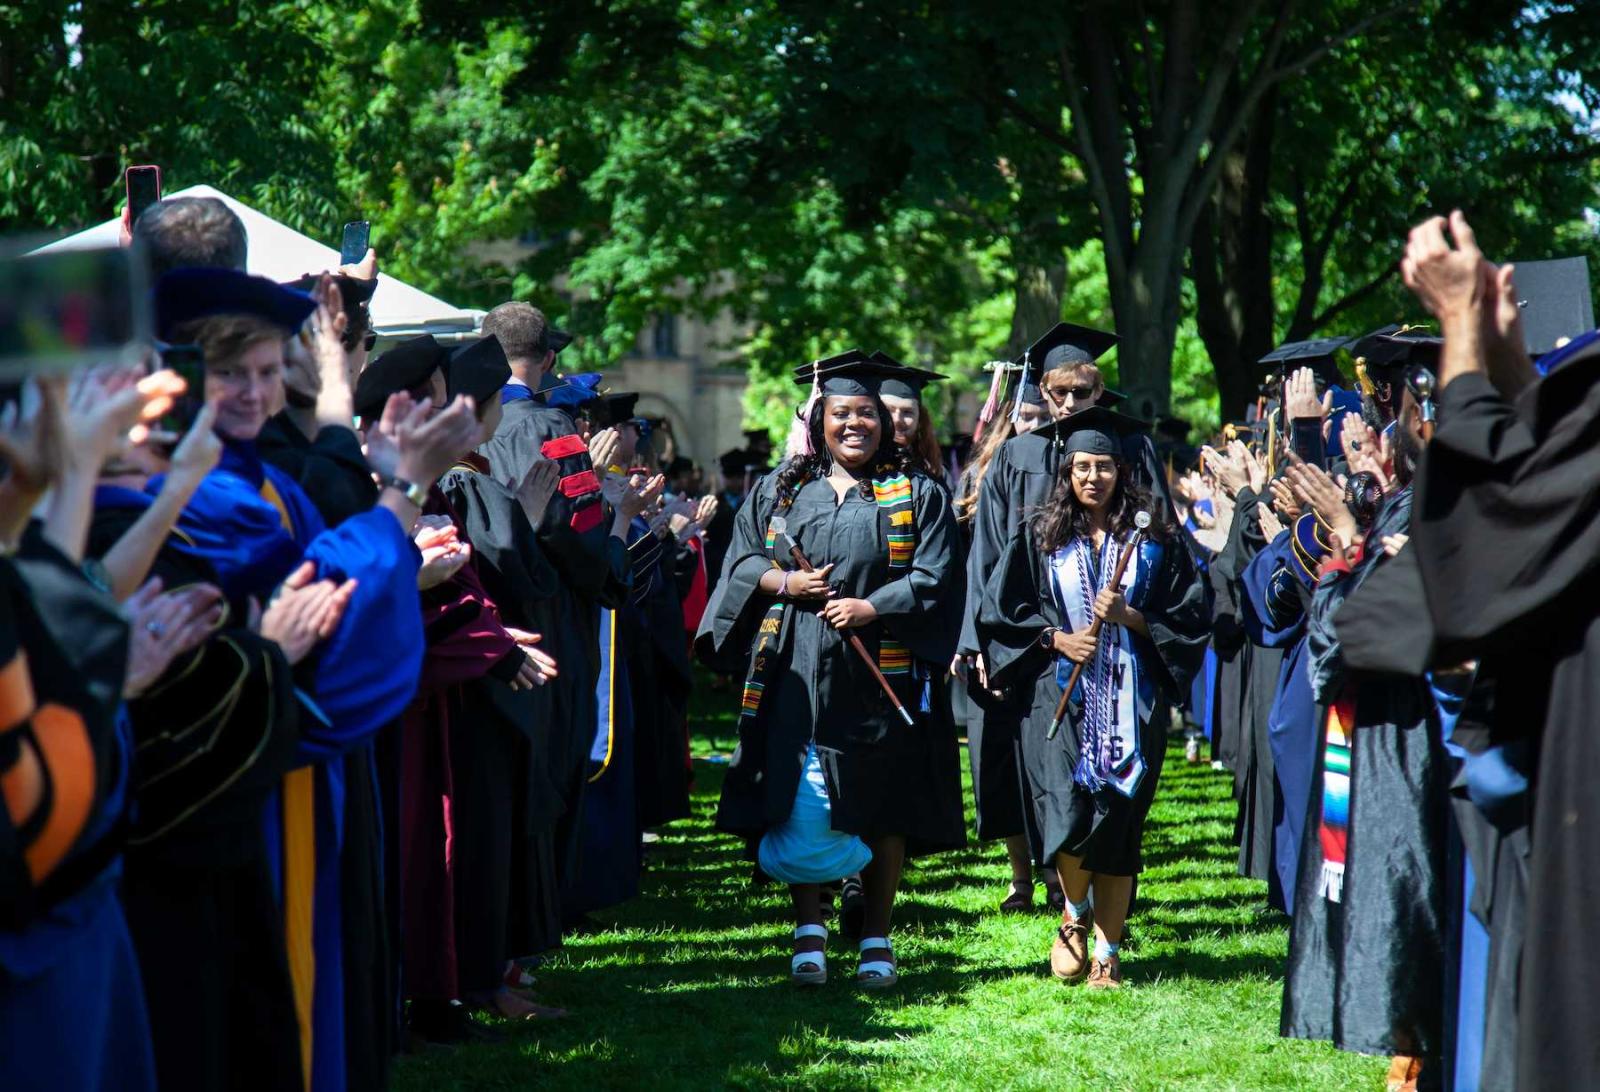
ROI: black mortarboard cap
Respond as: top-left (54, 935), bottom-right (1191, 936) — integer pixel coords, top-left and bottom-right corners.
top-left (866, 350), bottom-right (946, 400)
top-left (1510, 257), bottom-right (1594, 356)
top-left (355, 334), bottom-right (447, 421)
top-left (1020, 322), bottom-right (1119, 377)
top-left (1017, 382), bottom-right (1046, 407)
top-left (547, 326), bottom-right (573, 353)
top-left (1098, 386), bottom-right (1126, 409)
top-left (602, 391), bottom-right (640, 425)
top-left (1155, 415), bottom-right (1190, 442)
top-left (1350, 324), bottom-right (1441, 378)
top-left (445, 334), bottom-right (511, 405)
top-left (1259, 335), bottom-right (1351, 385)
top-left (718, 448), bottom-right (752, 478)
top-left (1030, 405), bottom-right (1150, 456)
top-left (286, 272), bottom-right (378, 312)
top-left (792, 349), bottom-right (915, 397)
top-left (156, 267), bottom-right (316, 342)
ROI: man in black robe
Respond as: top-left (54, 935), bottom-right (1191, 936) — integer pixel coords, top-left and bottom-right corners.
top-left (476, 303), bottom-right (631, 901)
top-left (1402, 210), bottom-right (1597, 1091)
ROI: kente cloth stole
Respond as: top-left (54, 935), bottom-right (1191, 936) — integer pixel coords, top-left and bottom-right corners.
top-left (1049, 532), bottom-right (1147, 798)
top-left (871, 474), bottom-right (915, 681)
top-left (258, 476), bottom-right (316, 1090)
top-left (1316, 688), bottom-right (1358, 905)
top-left (737, 474), bottom-right (920, 727)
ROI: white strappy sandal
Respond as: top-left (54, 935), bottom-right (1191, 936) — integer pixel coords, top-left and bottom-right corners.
top-left (856, 936), bottom-right (897, 989)
top-left (791, 924), bottom-right (828, 986)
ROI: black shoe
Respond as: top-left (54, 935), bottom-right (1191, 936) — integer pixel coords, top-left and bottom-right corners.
top-left (1044, 883), bottom-right (1066, 913)
top-left (408, 999), bottom-right (505, 1045)
top-left (838, 874), bottom-right (866, 941)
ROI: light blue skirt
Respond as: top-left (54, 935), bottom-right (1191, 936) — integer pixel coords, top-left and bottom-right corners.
top-left (758, 743), bottom-right (873, 884)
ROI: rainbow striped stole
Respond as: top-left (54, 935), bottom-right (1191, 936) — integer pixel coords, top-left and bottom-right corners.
top-left (873, 474), bottom-right (915, 572)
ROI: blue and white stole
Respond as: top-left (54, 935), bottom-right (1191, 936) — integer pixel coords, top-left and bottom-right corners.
top-left (1047, 532), bottom-right (1161, 798)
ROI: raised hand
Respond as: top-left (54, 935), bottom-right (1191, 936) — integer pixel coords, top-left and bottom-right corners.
top-left (1402, 210), bottom-right (1489, 323)
top-left (392, 394), bottom-right (480, 487)
top-left (1269, 477), bottom-right (1303, 522)
top-left (1284, 368), bottom-right (1326, 421)
top-left (1285, 460), bottom-right (1358, 545)
top-left (414, 521), bottom-right (471, 589)
top-left (515, 458), bottom-right (561, 528)
top-left (1235, 439), bottom-right (1267, 495)
top-left (164, 401), bottom-right (224, 492)
top-left (621, 473), bottom-right (666, 521)
top-left (1258, 504), bottom-right (1285, 542)
top-left (587, 427), bottom-right (621, 474)
top-left (1201, 444), bottom-right (1246, 498)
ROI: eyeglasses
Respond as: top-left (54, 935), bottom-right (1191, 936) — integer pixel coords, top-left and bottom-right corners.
top-left (1070, 462), bottom-right (1117, 479)
top-left (1048, 385), bottom-right (1097, 401)
top-left (363, 331), bottom-right (377, 352)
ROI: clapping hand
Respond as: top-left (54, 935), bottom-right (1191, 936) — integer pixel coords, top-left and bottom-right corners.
top-left (1258, 504), bottom-right (1285, 542)
top-left (621, 473), bottom-right (665, 522)
top-left (1284, 457), bottom-right (1358, 545)
top-left (587, 427), bottom-right (621, 474)
top-left (260, 561), bottom-right (359, 664)
top-left (1269, 477), bottom-right (1302, 522)
top-left (414, 518), bottom-right (472, 589)
top-left (515, 458), bottom-right (561, 528)
top-left (122, 578), bottom-right (226, 698)
top-left (1340, 412), bottom-right (1391, 489)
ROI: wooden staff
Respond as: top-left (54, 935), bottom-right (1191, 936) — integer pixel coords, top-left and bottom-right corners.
top-left (1046, 511), bottom-right (1152, 740)
top-left (770, 517), bottom-right (916, 728)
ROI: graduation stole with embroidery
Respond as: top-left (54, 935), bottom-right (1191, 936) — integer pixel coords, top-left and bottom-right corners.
top-left (736, 472), bottom-right (919, 728)
top-left (1316, 688), bottom-right (1358, 904)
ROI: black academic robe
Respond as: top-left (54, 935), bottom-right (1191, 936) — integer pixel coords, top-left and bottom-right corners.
top-left (1281, 488), bottom-right (1450, 1063)
top-left (257, 420), bottom-right (395, 1089)
top-left (958, 433), bottom-right (1060, 849)
top-left (977, 523), bottom-right (1209, 875)
top-left (1226, 487), bottom-right (1284, 885)
top-left (1413, 363), bottom-right (1600, 1092)
top-left (699, 468), bottom-right (965, 855)
top-left (256, 414), bottom-right (379, 528)
top-left (478, 394), bottom-right (629, 887)
top-left (436, 461), bottom-right (566, 975)
top-left (85, 503), bottom-right (304, 1092)
top-left (625, 531), bottom-right (693, 830)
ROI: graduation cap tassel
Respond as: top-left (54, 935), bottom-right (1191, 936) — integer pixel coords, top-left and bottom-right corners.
top-left (972, 360), bottom-right (1008, 443)
top-left (784, 364), bottom-right (822, 459)
top-left (1009, 351), bottom-right (1031, 427)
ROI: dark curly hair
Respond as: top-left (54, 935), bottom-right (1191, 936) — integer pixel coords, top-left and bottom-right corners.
top-left (1031, 454), bottom-right (1172, 554)
top-left (773, 395), bottom-right (913, 508)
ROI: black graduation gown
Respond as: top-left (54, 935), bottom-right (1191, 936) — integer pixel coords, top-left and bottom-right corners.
top-left (625, 532), bottom-right (693, 830)
top-left (1207, 493), bottom-right (1252, 775)
top-left (437, 462), bottom-right (566, 974)
top-left (978, 523), bottom-right (1209, 874)
top-left (958, 433), bottom-right (1060, 847)
top-left (1281, 488), bottom-right (1450, 1062)
top-left (85, 504), bottom-right (304, 1092)
top-left (1226, 487), bottom-right (1284, 884)
top-left (1412, 363), bottom-right (1600, 1091)
top-left (256, 414), bottom-right (379, 527)
top-left (478, 395), bottom-right (630, 886)
top-left (699, 468), bottom-right (965, 855)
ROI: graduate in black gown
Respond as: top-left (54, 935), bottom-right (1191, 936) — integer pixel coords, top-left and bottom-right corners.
top-left (699, 352), bottom-right (964, 989)
top-left (978, 407), bottom-right (1208, 988)
top-left (957, 326), bottom-right (1121, 913)
top-left (869, 351), bottom-right (946, 482)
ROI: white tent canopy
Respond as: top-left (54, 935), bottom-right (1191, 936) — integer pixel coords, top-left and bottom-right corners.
top-left (30, 184), bottom-right (483, 341)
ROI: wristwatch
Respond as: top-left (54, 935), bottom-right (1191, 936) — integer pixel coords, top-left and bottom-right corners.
top-left (1037, 626), bottom-right (1059, 649)
top-left (383, 475), bottom-right (429, 508)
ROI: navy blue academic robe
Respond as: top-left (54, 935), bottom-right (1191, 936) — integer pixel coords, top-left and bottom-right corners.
top-left (1240, 529), bottom-right (1316, 916)
top-left (155, 441), bottom-right (422, 1092)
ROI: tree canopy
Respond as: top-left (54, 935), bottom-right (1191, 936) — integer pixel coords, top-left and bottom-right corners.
top-left (4, 0), bottom-right (1596, 432)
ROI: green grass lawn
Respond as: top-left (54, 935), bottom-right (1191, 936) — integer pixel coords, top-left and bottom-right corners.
top-left (393, 686), bottom-right (1387, 1091)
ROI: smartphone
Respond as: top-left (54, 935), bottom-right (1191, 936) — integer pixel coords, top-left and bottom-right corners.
top-left (339, 220), bottom-right (370, 267)
top-left (0, 242), bottom-right (149, 380)
top-left (154, 344), bottom-right (205, 436)
top-left (125, 165), bottom-right (162, 226)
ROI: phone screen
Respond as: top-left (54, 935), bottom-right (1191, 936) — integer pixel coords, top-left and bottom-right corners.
top-left (126, 165), bottom-right (162, 225)
top-left (340, 220), bottom-right (370, 267)
top-left (0, 243), bottom-right (149, 379)
top-left (154, 344), bottom-right (205, 437)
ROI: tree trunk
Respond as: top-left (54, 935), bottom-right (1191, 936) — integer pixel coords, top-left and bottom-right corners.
top-left (1004, 256), bottom-right (1066, 359)
top-left (1192, 86), bottom-right (1277, 421)
top-left (1109, 254), bottom-right (1183, 422)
